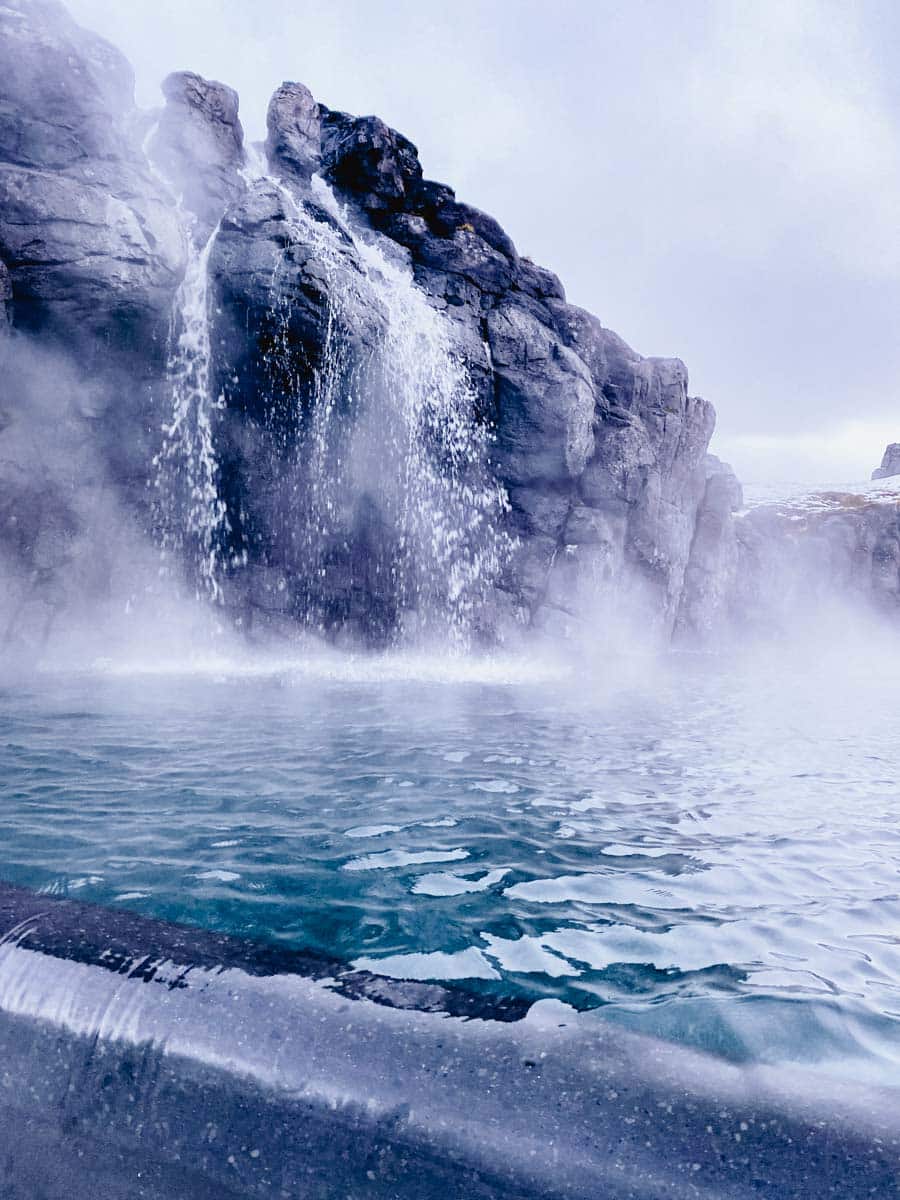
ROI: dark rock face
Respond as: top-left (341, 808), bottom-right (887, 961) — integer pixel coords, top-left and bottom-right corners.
top-left (487, 299), bottom-right (595, 488)
top-left (0, 0), bottom-right (183, 373)
top-left (872, 443), bottom-right (900, 480)
top-left (551, 309), bottom-right (717, 632)
top-left (210, 181), bottom-right (384, 409)
top-left (206, 178), bottom-right (393, 629)
top-left (0, 0), bottom-right (773, 649)
top-left (320, 112), bottom-right (422, 217)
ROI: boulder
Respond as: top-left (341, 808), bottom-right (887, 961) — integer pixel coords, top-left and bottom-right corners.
top-left (148, 71), bottom-right (245, 235)
top-left (265, 82), bottom-right (322, 181)
top-left (320, 111), bottom-right (422, 216)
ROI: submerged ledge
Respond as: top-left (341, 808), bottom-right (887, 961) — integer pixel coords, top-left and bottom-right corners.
top-left (0, 881), bottom-right (898, 1199)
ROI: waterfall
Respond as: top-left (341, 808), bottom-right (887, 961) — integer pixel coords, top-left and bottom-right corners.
top-left (151, 222), bottom-right (230, 604)
top-left (149, 145), bottom-right (510, 645)
top-left (265, 174), bottom-right (511, 648)
top-left (351, 217), bottom-right (510, 641)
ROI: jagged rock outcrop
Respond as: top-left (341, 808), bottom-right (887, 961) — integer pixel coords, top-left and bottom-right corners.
top-left (0, 1), bottom-right (747, 650)
top-left (265, 83), bottom-right (321, 183)
top-left (872, 444), bottom-right (900, 480)
top-left (148, 71), bottom-right (246, 237)
top-left (320, 113), bottom-right (422, 219)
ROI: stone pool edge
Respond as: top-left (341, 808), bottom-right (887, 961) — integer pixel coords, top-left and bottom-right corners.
top-left (0, 880), bottom-right (898, 1199)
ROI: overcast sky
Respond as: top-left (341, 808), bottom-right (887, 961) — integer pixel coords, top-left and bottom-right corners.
top-left (67, 0), bottom-right (900, 482)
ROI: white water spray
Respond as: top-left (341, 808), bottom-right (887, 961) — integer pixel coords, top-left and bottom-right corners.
top-left (152, 222), bottom-right (230, 604)
top-left (149, 136), bottom-right (510, 642)
top-left (263, 173), bottom-right (511, 646)
top-left (353, 222), bottom-right (511, 639)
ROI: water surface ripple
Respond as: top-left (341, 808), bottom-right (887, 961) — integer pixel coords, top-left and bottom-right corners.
top-left (1, 651), bottom-right (898, 1084)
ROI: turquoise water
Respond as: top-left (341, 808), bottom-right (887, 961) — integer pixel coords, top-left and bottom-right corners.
top-left (2, 647), bottom-right (899, 1083)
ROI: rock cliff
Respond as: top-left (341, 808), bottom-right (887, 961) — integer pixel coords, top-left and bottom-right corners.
top-left (0, 0), bottom-right (895, 654)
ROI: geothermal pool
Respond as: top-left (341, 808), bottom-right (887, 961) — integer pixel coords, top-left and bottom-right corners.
top-left (2, 643), bottom-right (899, 1089)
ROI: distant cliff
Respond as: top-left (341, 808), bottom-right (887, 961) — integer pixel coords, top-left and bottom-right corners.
top-left (872, 444), bottom-right (900, 481)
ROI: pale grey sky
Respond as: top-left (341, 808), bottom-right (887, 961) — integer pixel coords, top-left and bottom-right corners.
top-left (67, 0), bottom-right (900, 482)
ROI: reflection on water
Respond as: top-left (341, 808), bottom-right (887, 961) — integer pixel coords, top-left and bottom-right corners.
top-left (1, 646), bottom-right (899, 1084)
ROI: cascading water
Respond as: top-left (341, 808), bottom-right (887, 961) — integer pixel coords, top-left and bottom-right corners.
top-left (151, 222), bottom-right (230, 604)
top-left (142, 113), bottom-right (236, 607)
top-left (351, 220), bottom-right (511, 641)
top-left (150, 135), bottom-right (510, 644)
top-left (261, 172), bottom-right (512, 648)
